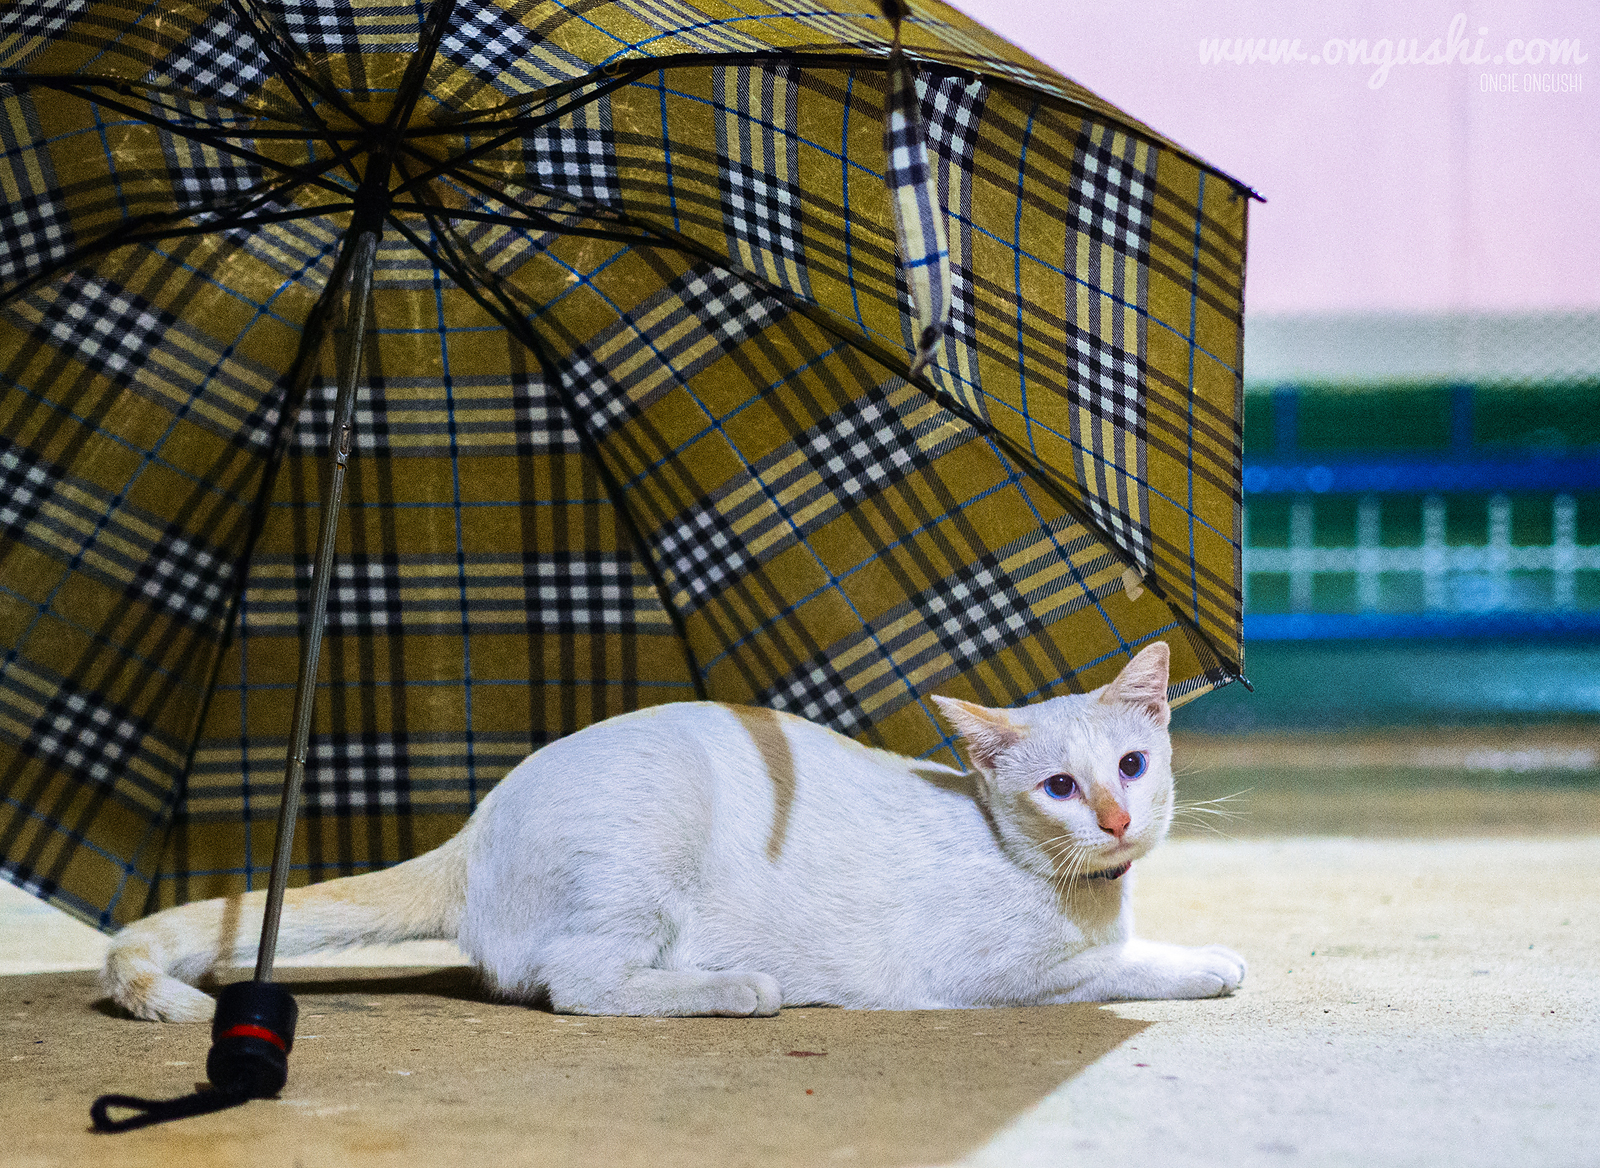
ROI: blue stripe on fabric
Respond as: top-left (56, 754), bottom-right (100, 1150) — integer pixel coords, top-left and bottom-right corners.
top-left (970, 386), bottom-right (1238, 547)
top-left (595, 10), bottom-right (887, 66)
top-left (699, 463), bottom-right (1049, 675)
top-left (957, 208), bottom-right (1242, 376)
top-left (1012, 104), bottom-right (1038, 460)
top-left (617, 343), bottom-right (848, 492)
top-left (206, 677), bottom-right (695, 694)
top-left (657, 69), bottom-right (682, 233)
top-left (431, 253), bottom-right (479, 810)
top-left (77, 0), bottom-right (166, 72)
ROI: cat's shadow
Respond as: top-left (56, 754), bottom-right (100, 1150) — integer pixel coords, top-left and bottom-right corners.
top-left (91, 965), bottom-right (509, 1018)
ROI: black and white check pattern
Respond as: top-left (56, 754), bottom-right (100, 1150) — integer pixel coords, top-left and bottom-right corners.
top-left (759, 654), bottom-right (868, 737)
top-left (657, 501), bottom-right (751, 610)
top-left (0, 442), bottom-right (62, 540)
top-left (130, 524), bottom-right (235, 627)
top-left (1084, 498), bottom-right (1152, 571)
top-left (919, 556), bottom-right (1040, 675)
top-left (1066, 320), bottom-right (1144, 429)
top-left (524, 553), bottom-right (636, 632)
top-left (524, 99), bottom-right (619, 207)
top-left (259, 0), bottom-right (362, 57)
top-left (0, 0), bottom-right (87, 48)
top-left (674, 267), bottom-right (783, 355)
top-left (0, 860), bottom-right (53, 902)
top-left (163, 136), bottom-right (265, 208)
top-left (0, 189), bottom-right (74, 285)
top-left (291, 376), bottom-right (391, 452)
top-left (510, 370), bottom-right (583, 453)
top-left (27, 685), bottom-right (145, 786)
top-left (1070, 128), bottom-right (1155, 258)
top-left (798, 388), bottom-right (923, 498)
top-left (323, 556), bottom-right (404, 632)
top-left (234, 380), bottom-right (290, 456)
top-left (918, 73), bottom-right (988, 353)
top-left (919, 73), bottom-right (987, 165)
top-left (561, 348), bottom-right (633, 437)
top-left (31, 276), bottom-right (174, 388)
top-left (443, 0), bottom-right (538, 83)
top-left (721, 158), bottom-right (803, 265)
top-left (153, 8), bottom-right (267, 102)
top-left (305, 733), bottom-right (408, 811)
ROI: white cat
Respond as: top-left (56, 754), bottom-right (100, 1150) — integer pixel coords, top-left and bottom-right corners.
top-left (104, 641), bottom-right (1244, 1021)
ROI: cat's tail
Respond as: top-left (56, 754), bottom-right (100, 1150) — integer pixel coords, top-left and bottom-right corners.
top-left (102, 828), bottom-right (472, 1022)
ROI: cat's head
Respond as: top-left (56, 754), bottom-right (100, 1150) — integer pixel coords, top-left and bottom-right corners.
top-left (932, 642), bottom-right (1175, 887)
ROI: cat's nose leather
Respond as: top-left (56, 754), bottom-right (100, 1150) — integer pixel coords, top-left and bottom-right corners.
top-left (1098, 805), bottom-right (1131, 839)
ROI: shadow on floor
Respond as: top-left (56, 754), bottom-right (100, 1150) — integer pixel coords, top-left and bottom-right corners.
top-left (6, 968), bottom-right (1147, 1168)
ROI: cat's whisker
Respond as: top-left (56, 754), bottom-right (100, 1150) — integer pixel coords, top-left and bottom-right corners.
top-left (1172, 803), bottom-right (1246, 821)
top-left (1037, 832), bottom-right (1083, 900)
top-left (1168, 792), bottom-right (1249, 838)
top-left (1170, 792), bottom-right (1250, 829)
top-left (1057, 841), bottom-right (1095, 902)
top-left (1175, 789), bottom-right (1252, 807)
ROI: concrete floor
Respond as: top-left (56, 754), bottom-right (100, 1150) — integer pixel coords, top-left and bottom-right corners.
top-left (3, 744), bottom-right (1598, 1167)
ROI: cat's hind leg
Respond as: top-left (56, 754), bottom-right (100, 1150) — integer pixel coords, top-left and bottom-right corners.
top-left (537, 936), bottom-right (781, 1017)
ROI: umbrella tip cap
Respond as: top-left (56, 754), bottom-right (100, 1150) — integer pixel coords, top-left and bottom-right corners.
top-left (206, 981), bottom-right (299, 1098)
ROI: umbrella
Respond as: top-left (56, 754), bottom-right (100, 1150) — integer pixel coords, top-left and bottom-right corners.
top-left (0, 0), bottom-right (1252, 936)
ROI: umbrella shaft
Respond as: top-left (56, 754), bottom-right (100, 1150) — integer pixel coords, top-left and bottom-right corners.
top-left (255, 230), bottom-right (380, 982)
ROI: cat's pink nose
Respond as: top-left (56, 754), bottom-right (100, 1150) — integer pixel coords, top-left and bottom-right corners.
top-left (1098, 806), bottom-right (1130, 839)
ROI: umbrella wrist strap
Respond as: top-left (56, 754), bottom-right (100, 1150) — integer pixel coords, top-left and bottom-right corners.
top-left (90, 1089), bottom-right (249, 1133)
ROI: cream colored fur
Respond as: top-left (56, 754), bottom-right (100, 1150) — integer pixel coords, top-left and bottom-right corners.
top-left (104, 641), bottom-right (1244, 1021)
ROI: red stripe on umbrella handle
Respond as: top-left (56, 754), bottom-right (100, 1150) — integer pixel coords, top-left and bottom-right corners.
top-left (220, 1023), bottom-right (288, 1052)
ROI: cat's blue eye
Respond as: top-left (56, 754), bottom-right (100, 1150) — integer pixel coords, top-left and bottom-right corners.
top-left (1042, 774), bottom-right (1077, 800)
top-left (1119, 751), bottom-right (1148, 780)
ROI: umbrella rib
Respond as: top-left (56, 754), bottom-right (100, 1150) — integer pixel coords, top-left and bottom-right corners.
top-left (383, 0), bottom-right (460, 143)
top-left (383, 207), bottom-right (712, 700)
top-left (0, 176), bottom-right (342, 311)
top-left (196, 230), bottom-right (367, 772)
top-left (386, 201), bottom-right (656, 247)
top-left (0, 76), bottom-right (362, 141)
top-left (226, 0), bottom-right (377, 139)
top-left (6, 73), bottom-right (321, 134)
top-left (14, 78), bottom-right (359, 201)
top-left (410, 154), bottom-right (607, 220)
top-left (400, 63), bottom-right (664, 133)
top-left (388, 71), bottom-right (647, 200)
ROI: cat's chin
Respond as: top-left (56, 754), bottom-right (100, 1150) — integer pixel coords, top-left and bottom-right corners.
top-left (1083, 861), bottom-right (1132, 881)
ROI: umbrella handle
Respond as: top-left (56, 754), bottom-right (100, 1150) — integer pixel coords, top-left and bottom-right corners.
top-left (253, 228), bottom-right (381, 981)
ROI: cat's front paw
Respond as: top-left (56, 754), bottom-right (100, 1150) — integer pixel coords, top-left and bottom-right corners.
top-left (1109, 938), bottom-right (1246, 1000)
top-left (1173, 943), bottom-right (1246, 998)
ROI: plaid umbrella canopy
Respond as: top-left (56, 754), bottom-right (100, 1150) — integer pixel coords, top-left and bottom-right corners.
top-left (0, 0), bottom-right (1252, 932)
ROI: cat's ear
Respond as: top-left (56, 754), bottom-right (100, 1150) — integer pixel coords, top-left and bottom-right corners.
top-left (932, 696), bottom-right (1026, 770)
top-left (1098, 641), bottom-right (1171, 727)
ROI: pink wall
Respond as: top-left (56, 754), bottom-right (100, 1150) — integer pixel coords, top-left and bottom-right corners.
top-left (954, 0), bottom-right (1600, 314)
